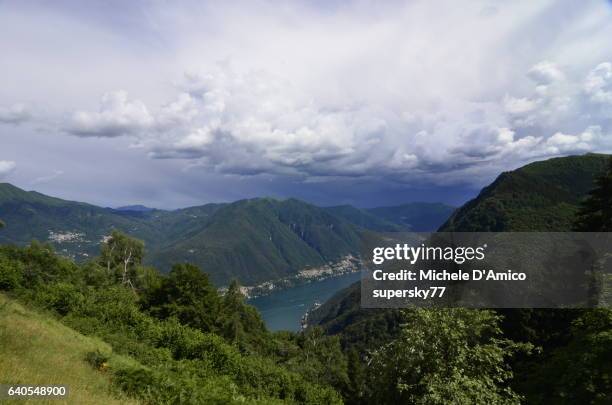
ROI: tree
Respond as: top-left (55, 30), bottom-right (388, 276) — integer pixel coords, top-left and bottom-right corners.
top-left (220, 279), bottom-right (267, 349)
top-left (100, 231), bottom-right (144, 287)
top-left (574, 157), bottom-right (612, 231)
top-left (286, 327), bottom-right (350, 392)
top-left (518, 309), bottom-right (612, 404)
top-left (368, 308), bottom-right (531, 405)
top-left (221, 280), bottom-right (246, 343)
top-left (529, 160), bottom-right (612, 403)
top-left (148, 263), bottom-right (220, 332)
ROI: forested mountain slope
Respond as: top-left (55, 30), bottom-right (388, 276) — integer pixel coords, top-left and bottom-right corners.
top-left (311, 153), bottom-right (612, 404)
top-left (440, 153), bottom-right (609, 231)
top-left (0, 183), bottom-right (454, 285)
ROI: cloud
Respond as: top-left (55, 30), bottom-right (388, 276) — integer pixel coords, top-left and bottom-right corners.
top-left (64, 91), bottom-right (154, 137)
top-left (584, 62), bottom-right (612, 105)
top-left (5, 0), bottom-right (612, 206)
top-left (527, 61), bottom-right (565, 85)
top-left (69, 57), bottom-right (612, 189)
top-left (0, 161), bottom-right (16, 179)
top-left (0, 103), bottom-right (31, 124)
top-left (503, 96), bottom-right (538, 115)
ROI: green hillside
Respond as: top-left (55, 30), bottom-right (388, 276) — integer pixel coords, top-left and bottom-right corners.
top-left (324, 205), bottom-right (403, 232)
top-left (0, 183), bottom-right (161, 259)
top-left (0, 183), bottom-right (458, 286)
top-left (0, 293), bottom-right (139, 405)
top-left (314, 154), bottom-right (612, 334)
top-left (0, 184), bottom-right (363, 285)
top-left (311, 154), bottom-right (612, 404)
top-left (150, 198), bottom-right (362, 285)
top-left (0, 241), bottom-right (344, 404)
top-left (439, 153), bottom-right (609, 231)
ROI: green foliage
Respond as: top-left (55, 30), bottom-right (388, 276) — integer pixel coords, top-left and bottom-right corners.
top-left (368, 309), bottom-right (531, 404)
top-left (440, 153), bottom-right (610, 232)
top-left (284, 327), bottom-right (349, 390)
top-left (0, 240), bottom-right (344, 404)
top-left (324, 205), bottom-right (404, 231)
top-left (85, 349), bottom-right (110, 369)
top-left (147, 263), bottom-right (221, 332)
top-left (517, 309), bottom-right (612, 404)
top-left (0, 183), bottom-right (366, 285)
top-left (149, 198), bottom-right (363, 285)
top-left (35, 281), bottom-right (85, 315)
top-left (312, 154), bottom-right (612, 404)
top-left (574, 157), bottom-right (612, 231)
top-left (100, 230), bottom-right (145, 287)
top-left (0, 253), bottom-right (23, 290)
top-left (0, 294), bottom-right (139, 404)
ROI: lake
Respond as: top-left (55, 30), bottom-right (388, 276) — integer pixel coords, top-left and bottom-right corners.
top-left (248, 271), bottom-right (362, 331)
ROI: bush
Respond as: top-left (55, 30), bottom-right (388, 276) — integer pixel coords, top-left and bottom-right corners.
top-left (0, 255), bottom-right (23, 290)
top-left (85, 350), bottom-right (110, 370)
top-left (0, 243), bottom-right (345, 404)
top-left (35, 282), bottom-right (85, 315)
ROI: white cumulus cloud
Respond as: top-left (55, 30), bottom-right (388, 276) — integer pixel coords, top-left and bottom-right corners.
top-left (65, 91), bottom-right (154, 137)
top-left (584, 62), bottom-right (612, 105)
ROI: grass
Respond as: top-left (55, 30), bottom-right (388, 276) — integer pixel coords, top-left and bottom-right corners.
top-left (0, 293), bottom-right (140, 405)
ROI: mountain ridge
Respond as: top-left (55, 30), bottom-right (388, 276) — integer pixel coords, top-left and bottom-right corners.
top-left (0, 183), bottom-right (450, 285)
top-left (311, 152), bottom-right (611, 341)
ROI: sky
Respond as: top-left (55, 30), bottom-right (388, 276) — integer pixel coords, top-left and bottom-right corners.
top-left (2, 0), bottom-right (612, 209)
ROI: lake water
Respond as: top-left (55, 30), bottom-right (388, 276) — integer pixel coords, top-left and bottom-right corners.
top-left (248, 272), bottom-right (362, 331)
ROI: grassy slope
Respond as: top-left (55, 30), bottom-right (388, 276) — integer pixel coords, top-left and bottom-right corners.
top-left (0, 293), bottom-right (139, 405)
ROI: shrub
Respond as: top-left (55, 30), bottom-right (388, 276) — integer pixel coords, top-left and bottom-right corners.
top-left (35, 281), bottom-right (85, 315)
top-left (85, 350), bottom-right (110, 370)
top-left (0, 255), bottom-right (23, 290)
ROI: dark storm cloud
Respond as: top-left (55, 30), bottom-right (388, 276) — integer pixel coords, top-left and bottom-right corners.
top-left (2, 0), bottom-right (612, 208)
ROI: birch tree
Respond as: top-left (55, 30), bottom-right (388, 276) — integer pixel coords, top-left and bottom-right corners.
top-left (100, 231), bottom-right (144, 287)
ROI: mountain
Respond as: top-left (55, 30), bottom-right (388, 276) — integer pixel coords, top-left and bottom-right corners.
top-left (149, 198), bottom-right (363, 285)
top-left (440, 153), bottom-right (609, 231)
top-left (367, 202), bottom-right (456, 231)
top-left (311, 153), bottom-right (611, 343)
top-left (324, 205), bottom-right (403, 232)
top-left (325, 202), bottom-right (455, 232)
top-left (0, 183), bottom-right (459, 286)
top-left (115, 204), bottom-right (156, 212)
top-left (0, 185), bottom-right (364, 285)
top-left (0, 183), bottom-right (160, 258)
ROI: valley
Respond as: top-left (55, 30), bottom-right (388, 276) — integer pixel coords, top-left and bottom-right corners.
top-left (1, 153), bottom-right (611, 404)
top-left (0, 182), bottom-right (452, 287)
